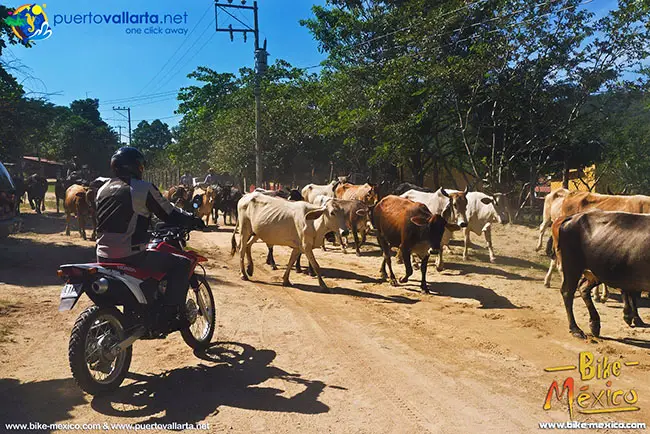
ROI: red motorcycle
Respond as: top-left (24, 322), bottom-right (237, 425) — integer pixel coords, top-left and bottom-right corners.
top-left (57, 224), bottom-right (216, 395)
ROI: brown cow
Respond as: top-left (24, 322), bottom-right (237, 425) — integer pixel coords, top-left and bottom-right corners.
top-left (164, 185), bottom-right (193, 211)
top-left (336, 183), bottom-right (378, 206)
top-left (191, 186), bottom-right (215, 226)
top-left (64, 184), bottom-right (96, 241)
top-left (373, 195), bottom-right (458, 293)
top-left (551, 210), bottom-right (649, 338)
top-left (544, 191), bottom-right (650, 287)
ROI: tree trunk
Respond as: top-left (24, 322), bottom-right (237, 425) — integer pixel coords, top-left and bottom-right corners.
top-left (432, 160), bottom-right (440, 190)
top-left (562, 157), bottom-right (570, 189)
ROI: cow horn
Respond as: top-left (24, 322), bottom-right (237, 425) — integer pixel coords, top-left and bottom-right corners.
top-left (464, 185), bottom-right (469, 194)
top-left (621, 186), bottom-right (628, 195)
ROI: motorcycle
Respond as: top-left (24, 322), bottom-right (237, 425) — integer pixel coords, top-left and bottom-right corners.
top-left (57, 223), bottom-right (216, 395)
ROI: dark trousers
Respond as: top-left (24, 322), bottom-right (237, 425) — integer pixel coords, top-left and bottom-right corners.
top-left (99, 251), bottom-right (192, 306)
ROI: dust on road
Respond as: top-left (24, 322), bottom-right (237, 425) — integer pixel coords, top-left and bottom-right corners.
top-left (1, 208), bottom-right (649, 433)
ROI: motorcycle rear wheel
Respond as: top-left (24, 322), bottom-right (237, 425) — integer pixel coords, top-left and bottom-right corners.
top-left (181, 274), bottom-right (216, 349)
top-left (68, 305), bottom-right (132, 395)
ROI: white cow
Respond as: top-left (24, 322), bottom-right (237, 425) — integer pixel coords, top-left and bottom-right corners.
top-left (444, 190), bottom-right (509, 262)
top-left (231, 192), bottom-right (347, 290)
top-left (399, 187), bottom-right (469, 270)
top-left (302, 180), bottom-right (339, 204)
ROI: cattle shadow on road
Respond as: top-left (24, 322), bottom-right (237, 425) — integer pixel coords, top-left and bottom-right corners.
top-left (442, 262), bottom-right (535, 281)
top-left (14, 212), bottom-right (69, 235)
top-left (600, 335), bottom-right (650, 350)
top-left (428, 282), bottom-right (519, 309)
top-left (320, 267), bottom-right (381, 284)
top-left (601, 291), bottom-right (650, 309)
top-left (286, 279), bottom-right (420, 305)
top-left (0, 377), bottom-right (86, 433)
top-left (91, 341), bottom-right (332, 424)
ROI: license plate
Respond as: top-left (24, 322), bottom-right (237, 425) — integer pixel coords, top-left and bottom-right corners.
top-left (59, 283), bottom-right (82, 311)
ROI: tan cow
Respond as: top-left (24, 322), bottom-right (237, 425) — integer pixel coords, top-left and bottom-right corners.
top-left (64, 184), bottom-right (96, 241)
top-left (335, 183), bottom-right (378, 206)
top-left (191, 186), bottom-right (215, 226)
top-left (536, 188), bottom-right (569, 251)
top-left (544, 190), bottom-right (650, 287)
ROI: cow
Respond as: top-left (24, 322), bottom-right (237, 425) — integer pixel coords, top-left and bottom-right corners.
top-left (373, 195), bottom-right (457, 293)
top-left (550, 210), bottom-right (650, 338)
top-left (25, 174), bottom-right (48, 214)
top-left (255, 187), bottom-right (303, 201)
top-left (54, 178), bottom-right (66, 214)
top-left (191, 186), bottom-right (216, 226)
top-left (335, 182), bottom-right (378, 206)
top-left (231, 192), bottom-right (347, 290)
top-left (64, 184), bottom-right (97, 240)
top-left (301, 180), bottom-right (340, 204)
top-left (443, 190), bottom-right (510, 263)
top-left (392, 182), bottom-right (433, 196)
top-left (536, 188), bottom-right (570, 251)
top-left (543, 190), bottom-right (650, 287)
top-left (219, 185), bottom-right (242, 226)
top-left (165, 185), bottom-right (194, 211)
top-left (399, 186), bottom-right (469, 270)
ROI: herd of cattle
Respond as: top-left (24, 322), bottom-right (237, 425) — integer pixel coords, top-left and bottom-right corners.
top-left (12, 171), bottom-right (650, 340)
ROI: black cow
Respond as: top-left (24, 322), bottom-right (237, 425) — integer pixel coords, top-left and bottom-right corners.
top-left (391, 182), bottom-right (433, 196)
top-left (25, 174), bottom-right (48, 214)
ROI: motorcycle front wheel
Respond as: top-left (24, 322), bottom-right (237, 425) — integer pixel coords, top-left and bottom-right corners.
top-left (181, 274), bottom-right (216, 350)
top-left (68, 305), bottom-right (132, 395)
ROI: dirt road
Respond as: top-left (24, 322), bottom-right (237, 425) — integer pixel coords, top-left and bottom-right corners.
top-left (1, 208), bottom-right (650, 433)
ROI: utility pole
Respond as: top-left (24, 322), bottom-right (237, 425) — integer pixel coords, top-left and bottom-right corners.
top-left (215, 0), bottom-right (267, 187)
top-left (117, 125), bottom-right (123, 145)
top-left (113, 106), bottom-right (132, 144)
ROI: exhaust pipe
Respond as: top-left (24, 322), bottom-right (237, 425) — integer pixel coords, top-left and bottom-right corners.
top-left (91, 277), bottom-right (109, 294)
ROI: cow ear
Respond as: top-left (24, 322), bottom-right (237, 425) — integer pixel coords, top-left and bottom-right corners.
top-left (481, 197), bottom-right (493, 204)
top-left (355, 209), bottom-right (368, 217)
top-left (306, 208), bottom-right (325, 220)
top-left (441, 188), bottom-right (450, 198)
top-left (446, 223), bottom-right (461, 231)
top-left (410, 216), bottom-right (429, 227)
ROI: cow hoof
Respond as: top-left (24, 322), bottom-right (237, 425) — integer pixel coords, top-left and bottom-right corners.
top-left (380, 273), bottom-right (387, 281)
top-left (296, 268), bottom-right (303, 274)
top-left (543, 281), bottom-right (551, 288)
top-left (435, 265), bottom-right (444, 272)
top-left (271, 265), bottom-right (278, 271)
top-left (633, 317), bottom-right (648, 328)
top-left (399, 276), bottom-right (409, 283)
top-left (589, 322), bottom-right (601, 338)
top-left (283, 280), bottom-right (292, 287)
top-left (356, 251), bottom-right (361, 257)
top-left (571, 329), bottom-right (587, 339)
top-left (490, 258), bottom-right (496, 264)
top-left (624, 315), bottom-right (634, 327)
top-left (241, 275), bottom-right (249, 281)
top-left (421, 287), bottom-right (430, 294)
top-left (246, 265), bottom-right (254, 276)
top-left (390, 278), bottom-right (398, 287)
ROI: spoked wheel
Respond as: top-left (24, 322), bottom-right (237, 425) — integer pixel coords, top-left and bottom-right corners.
top-left (181, 274), bottom-right (216, 350)
top-left (68, 305), bottom-right (132, 395)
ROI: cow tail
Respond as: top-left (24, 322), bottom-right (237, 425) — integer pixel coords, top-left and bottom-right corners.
top-left (230, 219), bottom-right (239, 256)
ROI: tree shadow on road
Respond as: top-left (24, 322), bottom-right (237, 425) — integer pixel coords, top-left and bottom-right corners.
top-left (286, 279), bottom-right (420, 305)
top-left (0, 378), bottom-right (86, 433)
top-left (91, 342), bottom-right (334, 425)
top-left (0, 237), bottom-right (94, 287)
top-left (428, 282), bottom-right (519, 309)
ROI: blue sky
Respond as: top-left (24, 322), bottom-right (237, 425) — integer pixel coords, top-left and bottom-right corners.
top-left (6, 0), bottom-right (327, 139)
top-left (6, 0), bottom-right (617, 141)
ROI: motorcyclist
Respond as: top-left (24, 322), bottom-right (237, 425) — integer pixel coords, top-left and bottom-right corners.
top-left (95, 147), bottom-right (205, 328)
top-left (204, 168), bottom-right (218, 185)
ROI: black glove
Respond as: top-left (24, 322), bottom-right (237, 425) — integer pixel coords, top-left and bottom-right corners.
top-left (192, 217), bottom-right (207, 231)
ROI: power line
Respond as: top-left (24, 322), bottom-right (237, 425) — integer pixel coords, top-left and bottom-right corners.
top-left (102, 90), bottom-right (178, 104)
top-left (136, 4), bottom-right (213, 97)
top-left (158, 28), bottom-right (217, 90)
top-left (104, 114), bottom-right (182, 123)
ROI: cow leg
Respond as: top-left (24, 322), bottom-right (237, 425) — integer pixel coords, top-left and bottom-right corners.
top-left (303, 248), bottom-right (328, 291)
top-left (65, 212), bottom-right (71, 236)
top-left (282, 248), bottom-right (301, 287)
top-left (536, 218), bottom-right (550, 251)
top-left (245, 236), bottom-right (258, 277)
top-left (56, 198), bottom-right (59, 214)
top-left (266, 245), bottom-right (278, 270)
top-left (625, 292), bottom-right (647, 328)
top-left (399, 246), bottom-right (413, 284)
top-left (561, 271), bottom-right (585, 338)
top-left (352, 226), bottom-right (361, 256)
top-left (295, 253), bottom-right (303, 274)
top-left (419, 254), bottom-right (430, 294)
top-left (41, 195), bottom-right (46, 212)
top-left (239, 227), bottom-right (253, 280)
top-left (462, 228), bottom-right (470, 261)
top-left (436, 229), bottom-right (452, 272)
top-left (396, 247), bottom-right (403, 264)
top-left (579, 279), bottom-right (601, 337)
top-left (77, 205), bottom-right (86, 240)
top-left (335, 230), bottom-right (347, 254)
top-left (484, 225), bottom-right (496, 263)
top-left (543, 259), bottom-right (555, 288)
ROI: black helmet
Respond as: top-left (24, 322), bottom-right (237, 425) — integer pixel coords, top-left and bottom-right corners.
top-left (110, 147), bottom-right (146, 179)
